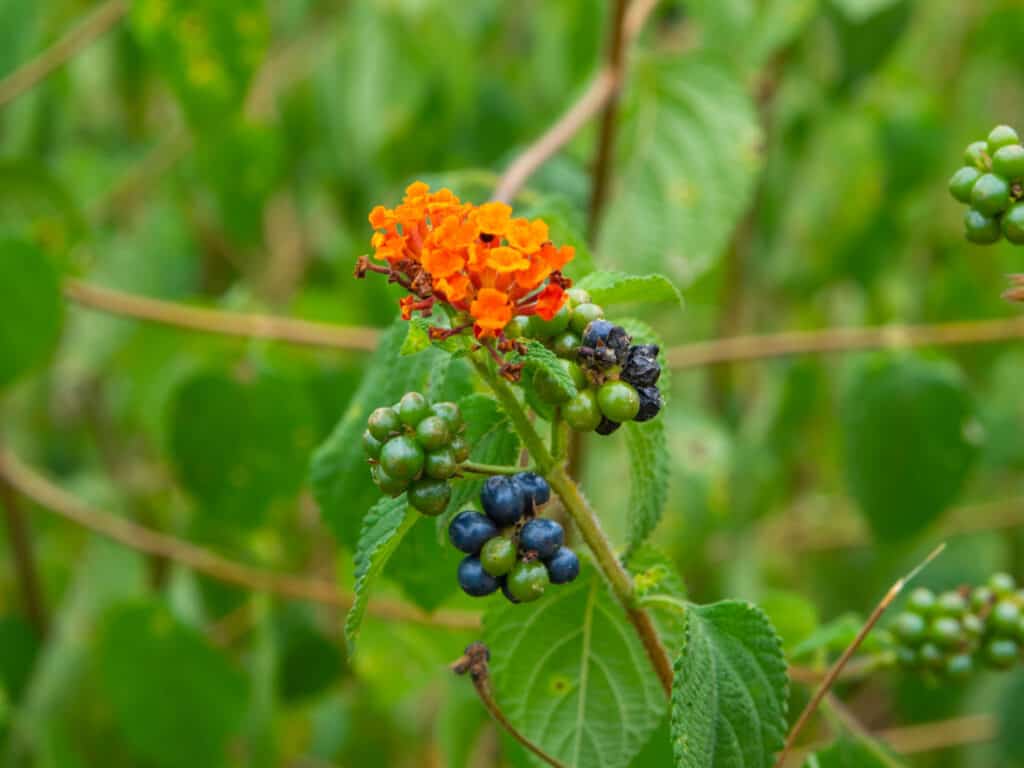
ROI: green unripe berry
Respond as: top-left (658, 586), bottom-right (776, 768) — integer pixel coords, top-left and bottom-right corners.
top-left (971, 586), bottom-right (994, 612)
top-left (504, 315), bottom-right (531, 339)
top-left (964, 208), bottom-right (1002, 244)
top-left (450, 434), bottom-right (470, 463)
top-left (396, 391), bottom-right (431, 426)
top-left (379, 435), bottom-right (425, 481)
top-left (424, 448), bottom-right (457, 480)
top-left (937, 591), bottom-right (968, 617)
top-left (553, 332), bottom-right (581, 359)
top-left (988, 124), bottom-right (1020, 154)
top-left (430, 402), bottom-right (463, 433)
top-left (929, 616), bottom-right (963, 648)
top-left (971, 173), bottom-right (1011, 216)
top-left (529, 305), bottom-right (572, 338)
top-left (989, 572), bottom-right (1017, 596)
top-left (991, 600), bottom-right (1021, 634)
top-left (374, 464), bottom-right (408, 496)
top-left (965, 140), bottom-right (989, 169)
top-left (1003, 203), bottom-right (1024, 244)
top-left (480, 537), bottom-right (517, 577)
top-left (985, 638), bottom-right (1019, 669)
top-left (918, 642), bottom-right (943, 668)
top-left (566, 287), bottom-right (592, 307)
top-left (994, 144), bottom-right (1024, 178)
top-left (895, 645), bottom-right (917, 667)
top-left (907, 588), bottom-right (936, 615)
top-left (944, 653), bottom-right (974, 680)
top-left (415, 416), bottom-right (451, 451)
top-left (408, 478), bottom-right (451, 516)
top-left (569, 303), bottom-right (604, 334)
top-left (362, 430), bottom-right (383, 459)
top-left (949, 166), bottom-right (982, 203)
top-left (597, 380), bottom-right (640, 422)
top-left (506, 560), bottom-right (549, 603)
top-left (565, 390), bottom-right (603, 432)
top-left (962, 613), bottom-right (984, 638)
top-left (534, 360), bottom-right (584, 404)
top-left (893, 611), bottom-right (926, 642)
top-left (367, 407), bottom-right (402, 441)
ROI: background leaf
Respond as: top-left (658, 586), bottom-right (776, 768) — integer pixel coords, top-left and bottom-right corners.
top-left (624, 419), bottom-right (670, 554)
top-left (577, 270), bottom-right (684, 309)
top-left (0, 238), bottom-right (63, 390)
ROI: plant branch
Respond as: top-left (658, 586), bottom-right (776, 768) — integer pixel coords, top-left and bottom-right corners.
top-left (64, 280), bottom-right (380, 351)
top-left (452, 643), bottom-right (567, 768)
top-left (459, 461), bottom-right (527, 476)
top-left (0, 448), bottom-right (480, 632)
top-left (492, 0), bottom-right (659, 204)
top-left (774, 543), bottom-right (947, 768)
top-left (0, 0), bottom-right (127, 108)
top-left (0, 477), bottom-right (48, 636)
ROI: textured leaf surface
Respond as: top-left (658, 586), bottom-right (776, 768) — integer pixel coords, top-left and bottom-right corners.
top-left (513, 340), bottom-right (578, 401)
top-left (599, 54), bottom-right (760, 285)
top-left (625, 419), bottom-right (670, 554)
top-left (0, 238), bottom-right (63, 389)
top-left (841, 356), bottom-right (977, 540)
top-left (671, 601), bottom-right (788, 768)
top-left (577, 271), bottom-right (684, 309)
top-left (484, 564), bottom-right (665, 768)
top-left (345, 496), bottom-right (418, 654)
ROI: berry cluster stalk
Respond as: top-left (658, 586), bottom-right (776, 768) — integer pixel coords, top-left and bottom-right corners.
top-left (470, 354), bottom-right (674, 694)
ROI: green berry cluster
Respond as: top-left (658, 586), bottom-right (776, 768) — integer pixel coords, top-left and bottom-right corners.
top-left (506, 288), bottom-right (663, 436)
top-left (362, 392), bottom-right (469, 516)
top-left (889, 573), bottom-right (1024, 680)
top-left (949, 124), bottom-right (1024, 244)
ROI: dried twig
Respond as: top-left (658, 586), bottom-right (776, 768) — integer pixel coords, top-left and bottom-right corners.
top-left (452, 642), bottom-right (567, 768)
top-left (773, 543), bottom-right (947, 768)
top-left (0, 448), bottom-right (480, 631)
top-left (0, 478), bottom-right (48, 636)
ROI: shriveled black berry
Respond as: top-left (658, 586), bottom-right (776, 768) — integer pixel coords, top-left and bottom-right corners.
top-left (595, 417), bottom-right (621, 435)
top-left (634, 386), bottom-right (663, 422)
top-left (581, 320), bottom-right (631, 364)
top-left (621, 345), bottom-right (661, 387)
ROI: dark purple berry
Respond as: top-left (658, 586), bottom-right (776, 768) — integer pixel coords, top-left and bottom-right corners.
top-left (621, 345), bottom-right (662, 387)
top-left (514, 471), bottom-right (550, 509)
top-left (545, 547), bottom-right (580, 584)
top-left (595, 416), bottom-right (621, 435)
top-left (481, 475), bottom-right (526, 526)
top-left (448, 510), bottom-right (499, 554)
top-left (519, 518), bottom-right (564, 559)
top-left (634, 386), bottom-right (663, 422)
top-left (458, 556), bottom-right (500, 597)
top-left (582, 319), bottom-right (616, 348)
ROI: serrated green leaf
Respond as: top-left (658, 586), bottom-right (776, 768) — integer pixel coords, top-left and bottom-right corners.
top-left (671, 601), bottom-right (789, 768)
top-left (310, 318), bottom-right (441, 546)
top-left (97, 600), bottom-right (248, 768)
top-left (0, 238), bottom-right (63, 390)
top-left (345, 496), bottom-right (418, 655)
top-left (485, 563), bottom-right (665, 768)
top-left (841, 356), bottom-right (977, 540)
top-left (512, 340), bottom-right (577, 401)
top-left (599, 54), bottom-right (760, 285)
top-left (388, 514), bottom-right (458, 612)
top-left (625, 419), bottom-right (670, 554)
top-left (401, 318), bottom-right (433, 356)
top-left (577, 271), bottom-right (684, 310)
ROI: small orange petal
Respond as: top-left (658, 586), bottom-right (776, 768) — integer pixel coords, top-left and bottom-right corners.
top-left (486, 246), bottom-right (530, 273)
top-left (474, 201), bottom-right (513, 237)
top-left (534, 283), bottom-right (567, 321)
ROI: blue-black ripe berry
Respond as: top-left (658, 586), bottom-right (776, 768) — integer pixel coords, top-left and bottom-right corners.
top-left (634, 386), bottom-right (663, 422)
top-left (596, 416), bottom-right (621, 435)
top-left (545, 547), bottom-right (580, 584)
top-left (621, 344), bottom-right (661, 387)
top-left (458, 556), bottom-right (500, 597)
top-left (515, 471), bottom-right (550, 509)
top-left (448, 510), bottom-right (499, 554)
top-left (581, 320), bottom-right (631, 364)
top-left (481, 475), bottom-right (526, 526)
top-left (519, 518), bottom-right (564, 559)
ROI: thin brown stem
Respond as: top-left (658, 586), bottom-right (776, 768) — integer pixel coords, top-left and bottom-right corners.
top-left (0, 448), bottom-right (479, 632)
top-left (64, 279), bottom-right (380, 351)
top-left (452, 643), bottom-right (567, 768)
top-left (0, 478), bottom-right (47, 636)
top-left (587, 0), bottom-right (630, 239)
top-left (774, 544), bottom-right (947, 768)
top-left (0, 0), bottom-right (127, 108)
top-left (667, 315), bottom-right (1024, 369)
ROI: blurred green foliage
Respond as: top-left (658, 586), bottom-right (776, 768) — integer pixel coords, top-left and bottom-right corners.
top-left (3, 0), bottom-right (1024, 765)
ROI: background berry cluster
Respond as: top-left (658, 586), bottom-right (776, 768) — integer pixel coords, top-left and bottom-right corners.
top-left (507, 288), bottom-right (663, 435)
top-left (448, 472), bottom-right (579, 604)
top-left (887, 573), bottom-right (1024, 679)
top-left (362, 393), bottom-right (468, 516)
top-left (949, 124), bottom-right (1024, 244)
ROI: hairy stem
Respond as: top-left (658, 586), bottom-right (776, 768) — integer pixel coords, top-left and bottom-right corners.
top-left (460, 461), bottom-right (528, 476)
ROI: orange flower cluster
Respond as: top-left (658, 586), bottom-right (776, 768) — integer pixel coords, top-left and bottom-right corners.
top-left (362, 182), bottom-right (574, 338)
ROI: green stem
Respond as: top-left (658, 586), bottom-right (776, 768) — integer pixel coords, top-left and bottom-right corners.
top-left (470, 353), bottom-right (674, 695)
top-left (550, 408), bottom-right (568, 461)
top-left (460, 461), bottom-right (527, 476)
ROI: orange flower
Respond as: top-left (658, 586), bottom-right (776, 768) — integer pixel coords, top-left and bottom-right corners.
top-left (534, 283), bottom-right (567, 321)
top-left (369, 205), bottom-right (395, 230)
top-left (506, 218), bottom-right (548, 254)
top-left (486, 246), bottom-right (530, 273)
top-left (474, 202), bottom-right (512, 237)
top-left (422, 247), bottom-right (465, 278)
top-left (434, 273), bottom-right (470, 303)
top-left (514, 258), bottom-right (552, 291)
top-left (470, 288), bottom-right (513, 334)
top-left (540, 242), bottom-right (574, 272)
